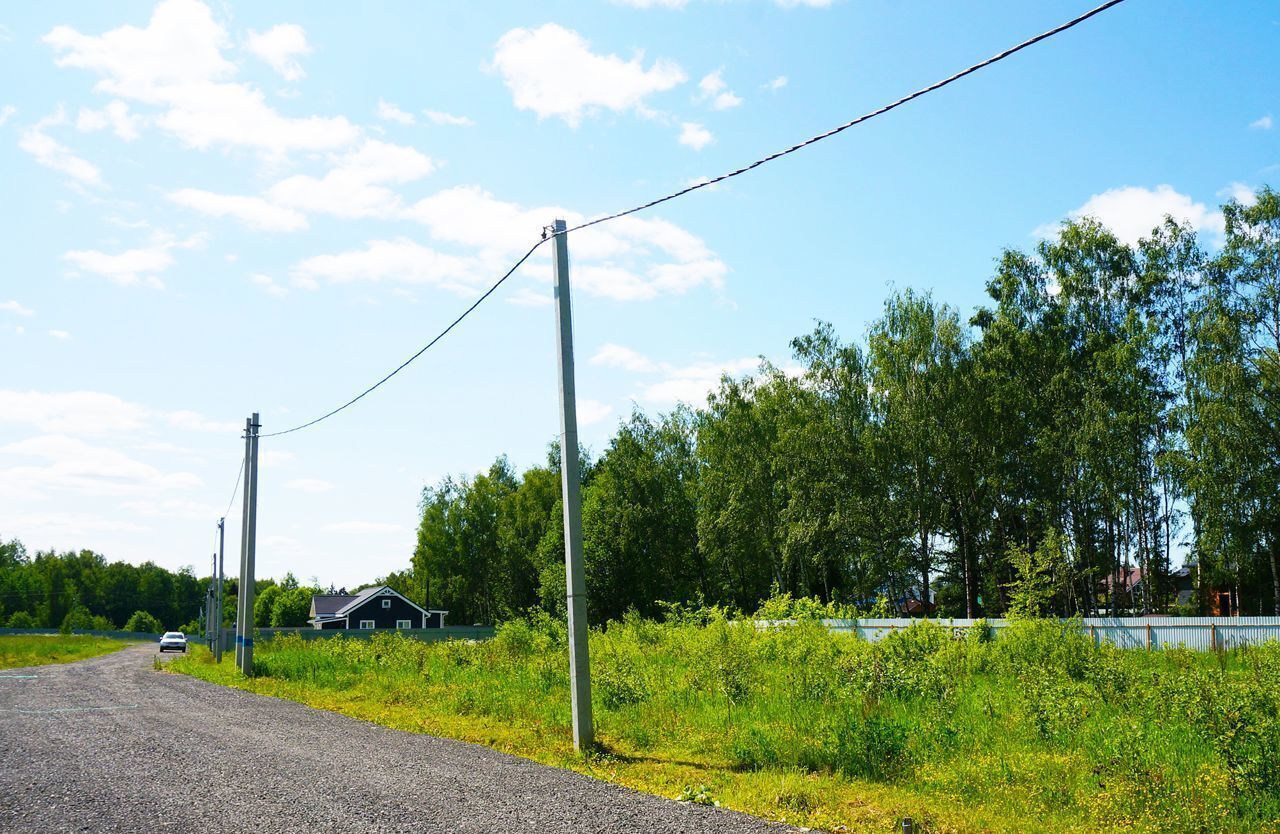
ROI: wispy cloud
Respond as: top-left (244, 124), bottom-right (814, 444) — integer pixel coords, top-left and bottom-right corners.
top-left (377, 99), bottom-right (416, 125)
top-left (423, 109), bottom-right (474, 127)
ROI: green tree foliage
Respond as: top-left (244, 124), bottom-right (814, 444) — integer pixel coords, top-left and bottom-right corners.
top-left (254, 584), bottom-right (281, 628)
top-left (123, 610), bottom-right (163, 634)
top-left (0, 543), bottom-right (211, 630)
top-left (271, 587), bottom-right (316, 627)
top-left (6, 611), bottom-right (37, 628)
top-left (400, 189), bottom-right (1279, 622)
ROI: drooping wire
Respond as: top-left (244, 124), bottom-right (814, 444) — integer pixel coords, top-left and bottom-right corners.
top-left (259, 241), bottom-right (546, 438)
top-left (563, 0), bottom-right (1127, 236)
top-left (223, 457), bottom-right (244, 519)
top-left (253, 0), bottom-right (1127, 440)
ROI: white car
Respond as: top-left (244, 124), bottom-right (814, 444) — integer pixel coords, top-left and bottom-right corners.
top-left (158, 631), bottom-right (187, 653)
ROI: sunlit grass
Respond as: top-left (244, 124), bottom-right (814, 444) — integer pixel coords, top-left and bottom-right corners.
top-left (0, 634), bottom-right (138, 669)
top-left (168, 616), bottom-right (1280, 834)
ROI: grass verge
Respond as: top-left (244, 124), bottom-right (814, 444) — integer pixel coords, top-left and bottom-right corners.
top-left (167, 615), bottom-right (1280, 834)
top-left (0, 634), bottom-right (138, 669)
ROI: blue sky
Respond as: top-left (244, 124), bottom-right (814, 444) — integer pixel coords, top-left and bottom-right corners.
top-left (0, 0), bottom-right (1275, 586)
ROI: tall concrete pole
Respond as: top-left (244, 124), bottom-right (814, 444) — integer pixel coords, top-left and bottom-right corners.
top-left (238, 413), bottom-right (260, 676)
top-left (215, 518), bottom-right (225, 663)
top-left (552, 218), bottom-right (594, 751)
top-left (235, 420), bottom-right (251, 669)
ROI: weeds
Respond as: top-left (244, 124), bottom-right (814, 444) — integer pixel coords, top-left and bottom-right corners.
top-left (166, 606), bottom-right (1280, 834)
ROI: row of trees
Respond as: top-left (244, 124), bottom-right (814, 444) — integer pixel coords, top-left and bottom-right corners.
top-left (0, 538), bottom-right (209, 631)
top-left (0, 537), bottom-right (325, 631)
top-left (397, 189), bottom-right (1279, 624)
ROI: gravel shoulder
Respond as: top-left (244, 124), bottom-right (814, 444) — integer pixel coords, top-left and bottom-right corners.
top-left (0, 644), bottom-right (797, 834)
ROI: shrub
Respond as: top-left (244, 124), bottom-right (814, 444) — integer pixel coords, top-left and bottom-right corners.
top-left (594, 649), bottom-right (651, 709)
top-left (6, 610), bottom-right (37, 628)
top-left (123, 610), bottom-right (163, 634)
top-left (59, 604), bottom-right (96, 634)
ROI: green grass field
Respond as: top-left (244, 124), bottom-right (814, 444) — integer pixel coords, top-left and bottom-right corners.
top-left (168, 615), bottom-right (1280, 834)
top-left (0, 634), bottom-right (138, 669)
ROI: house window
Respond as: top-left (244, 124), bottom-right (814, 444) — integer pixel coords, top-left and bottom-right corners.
top-left (382, 599), bottom-right (391, 608)
top-left (359, 620), bottom-right (375, 629)
top-left (396, 620), bottom-right (411, 630)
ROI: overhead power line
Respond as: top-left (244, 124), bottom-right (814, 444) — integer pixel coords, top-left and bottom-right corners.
top-left (223, 457), bottom-right (245, 519)
top-left (565, 0), bottom-right (1127, 236)
top-left (260, 241), bottom-right (545, 438)
top-left (257, 0), bottom-right (1127, 440)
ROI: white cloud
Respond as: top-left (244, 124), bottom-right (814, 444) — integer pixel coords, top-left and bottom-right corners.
top-left (75, 100), bottom-right (142, 140)
top-left (164, 410), bottom-right (239, 433)
top-left (0, 434), bottom-right (202, 499)
top-left (640, 356), bottom-right (762, 406)
top-left (591, 343), bottom-right (658, 372)
top-left (0, 511), bottom-right (150, 539)
top-left (377, 99), bottom-right (416, 125)
top-left (250, 273), bottom-right (288, 297)
top-left (766, 75), bottom-right (788, 91)
top-left (0, 390), bottom-right (233, 437)
top-left (262, 449), bottom-right (296, 467)
top-left (286, 478), bottom-right (334, 493)
top-left (0, 301), bottom-right (34, 317)
top-left (613, 0), bottom-right (689, 7)
top-left (18, 108), bottom-right (103, 186)
top-left (1250, 115), bottom-right (1273, 130)
top-left (423, 109), bottom-right (474, 127)
top-left (577, 399), bottom-right (614, 427)
top-left (615, 0), bottom-right (829, 7)
top-left (400, 186), bottom-right (727, 300)
top-left (491, 24), bottom-right (685, 127)
top-left (697, 69), bottom-right (742, 110)
top-left (0, 105), bottom-right (16, 126)
top-left (292, 238), bottom-right (479, 293)
top-left (0, 391), bottom-right (149, 435)
top-left (1037, 185), bottom-right (1222, 247)
top-left (678, 121), bottom-right (713, 150)
top-left (506, 287), bottom-right (551, 307)
top-left (319, 521), bottom-right (402, 534)
top-left (63, 240), bottom-right (175, 287)
top-left (119, 498), bottom-right (221, 519)
top-left (45, 1), bottom-right (358, 156)
top-left (1219, 182), bottom-right (1259, 207)
top-left (245, 23), bottom-right (310, 82)
top-left (47, 330), bottom-right (71, 340)
top-left (267, 139), bottom-right (434, 219)
top-left (587, 345), bottom-right (765, 406)
top-left (168, 188), bottom-right (308, 231)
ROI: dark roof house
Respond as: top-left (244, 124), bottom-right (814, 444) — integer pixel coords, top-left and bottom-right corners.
top-left (309, 585), bottom-right (447, 630)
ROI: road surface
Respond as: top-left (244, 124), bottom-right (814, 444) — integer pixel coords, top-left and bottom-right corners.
top-left (0, 644), bottom-right (795, 834)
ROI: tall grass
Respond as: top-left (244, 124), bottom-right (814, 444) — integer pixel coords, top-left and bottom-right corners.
top-left (0, 634), bottom-right (137, 669)
top-left (170, 612), bottom-right (1280, 833)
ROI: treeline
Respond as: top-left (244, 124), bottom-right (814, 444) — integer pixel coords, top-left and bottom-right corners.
top-left (0, 536), bottom-right (326, 632)
top-left (398, 189), bottom-right (1280, 626)
top-left (0, 537), bottom-right (209, 631)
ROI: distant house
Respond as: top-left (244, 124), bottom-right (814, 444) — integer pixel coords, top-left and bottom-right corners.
top-left (308, 585), bottom-right (447, 630)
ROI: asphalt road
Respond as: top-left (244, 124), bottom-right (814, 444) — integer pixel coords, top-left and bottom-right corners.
top-left (0, 644), bottom-right (797, 834)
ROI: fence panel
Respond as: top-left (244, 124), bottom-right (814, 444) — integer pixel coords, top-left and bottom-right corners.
top-left (755, 617), bottom-right (1280, 649)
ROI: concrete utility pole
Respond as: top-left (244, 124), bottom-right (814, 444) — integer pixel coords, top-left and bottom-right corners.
top-left (235, 414), bottom-right (260, 676)
top-left (215, 517), bottom-right (225, 663)
top-left (551, 218), bottom-right (594, 752)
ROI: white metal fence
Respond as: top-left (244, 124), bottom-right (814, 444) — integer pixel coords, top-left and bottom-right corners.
top-left (756, 617), bottom-right (1280, 651)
